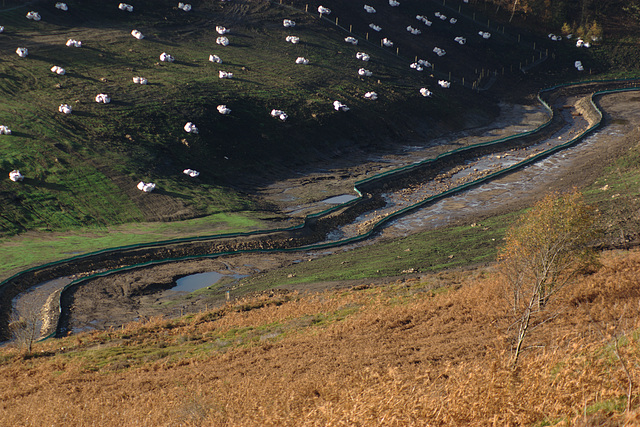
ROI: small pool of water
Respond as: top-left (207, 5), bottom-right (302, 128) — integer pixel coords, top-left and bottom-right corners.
top-left (321, 194), bottom-right (358, 204)
top-left (173, 271), bottom-right (246, 293)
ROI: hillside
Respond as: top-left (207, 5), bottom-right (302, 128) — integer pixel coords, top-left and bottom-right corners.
top-left (1, 248), bottom-right (640, 425)
top-left (3, 0), bottom-right (640, 425)
top-left (0, 0), bottom-right (529, 236)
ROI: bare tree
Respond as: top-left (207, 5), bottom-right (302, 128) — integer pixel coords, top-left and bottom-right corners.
top-left (498, 190), bottom-right (598, 367)
top-left (9, 302), bottom-right (42, 354)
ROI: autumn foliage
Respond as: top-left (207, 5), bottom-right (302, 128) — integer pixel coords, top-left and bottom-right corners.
top-left (497, 190), bottom-right (598, 367)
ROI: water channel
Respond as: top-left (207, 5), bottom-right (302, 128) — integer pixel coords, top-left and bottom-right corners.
top-left (8, 89), bottom-right (640, 339)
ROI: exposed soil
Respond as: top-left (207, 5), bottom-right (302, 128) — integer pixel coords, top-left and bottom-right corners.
top-left (52, 88), bottom-right (640, 336)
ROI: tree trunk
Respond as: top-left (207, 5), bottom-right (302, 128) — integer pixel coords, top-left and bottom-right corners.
top-left (511, 304), bottom-right (532, 368)
top-left (510, 0), bottom-right (519, 22)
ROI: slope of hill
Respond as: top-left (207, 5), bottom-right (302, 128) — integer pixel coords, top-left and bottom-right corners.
top-left (1, 248), bottom-right (639, 425)
top-left (3, 2), bottom-right (640, 424)
top-left (0, 0), bottom-right (550, 237)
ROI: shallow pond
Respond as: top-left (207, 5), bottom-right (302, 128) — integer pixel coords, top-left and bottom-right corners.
top-left (173, 271), bottom-right (246, 293)
top-left (321, 194), bottom-right (358, 204)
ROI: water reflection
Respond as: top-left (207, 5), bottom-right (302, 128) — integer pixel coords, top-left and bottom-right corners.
top-left (173, 271), bottom-right (247, 293)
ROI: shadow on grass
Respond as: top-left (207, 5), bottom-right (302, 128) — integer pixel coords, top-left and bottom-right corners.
top-left (174, 60), bottom-right (199, 68)
top-left (222, 77), bottom-right (258, 84)
top-left (308, 63), bottom-right (334, 70)
top-left (143, 38), bottom-right (180, 48)
top-left (23, 54), bottom-right (53, 63)
top-left (72, 110), bottom-right (97, 118)
top-left (23, 178), bottom-right (68, 191)
top-left (109, 99), bottom-right (133, 107)
top-left (153, 188), bottom-right (193, 199)
top-left (210, 61), bottom-right (241, 67)
top-left (226, 42), bottom-right (252, 48)
top-left (227, 33), bottom-right (253, 40)
top-left (7, 131), bottom-right (33, 139)
top-left (67, 72), bottom-right (99, 82)
top-left (298, 41), bottom-right (329, 50)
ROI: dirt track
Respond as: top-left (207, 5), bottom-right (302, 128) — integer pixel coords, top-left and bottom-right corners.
top-left (8, 84), bottom-right (640, 339)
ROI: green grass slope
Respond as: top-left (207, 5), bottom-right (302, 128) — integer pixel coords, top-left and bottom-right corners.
top-left (0, 0), bottom-right (547, 238)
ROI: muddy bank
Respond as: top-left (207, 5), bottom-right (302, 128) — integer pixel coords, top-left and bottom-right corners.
top-left (1, 194), bottom-right (383, 340)
top-left (4, 80), bottom-right (640, 341)
top-left (55, 87), bottom-right (640, 336)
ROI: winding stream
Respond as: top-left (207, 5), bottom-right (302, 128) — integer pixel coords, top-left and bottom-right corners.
top-left (7, 82), bottom-right (640, 340)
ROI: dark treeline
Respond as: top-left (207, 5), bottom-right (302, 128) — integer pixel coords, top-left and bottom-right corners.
top-left (481, 0), bottom-right (639, 36)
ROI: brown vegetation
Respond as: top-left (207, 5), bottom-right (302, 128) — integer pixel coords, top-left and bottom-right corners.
top-left (1, 249), bottom-right (640, 425)
top-left (498, 190), bottom-right (598, 367)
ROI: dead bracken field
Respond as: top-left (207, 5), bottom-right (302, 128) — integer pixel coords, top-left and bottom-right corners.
top-left (1, 248), bottom-right (640, 425)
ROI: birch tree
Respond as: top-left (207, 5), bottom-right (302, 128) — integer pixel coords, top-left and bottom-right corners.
top-left (498, 190), bottom-right (598, 367)
top-left (9, 302), bottom-right (42, 354)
